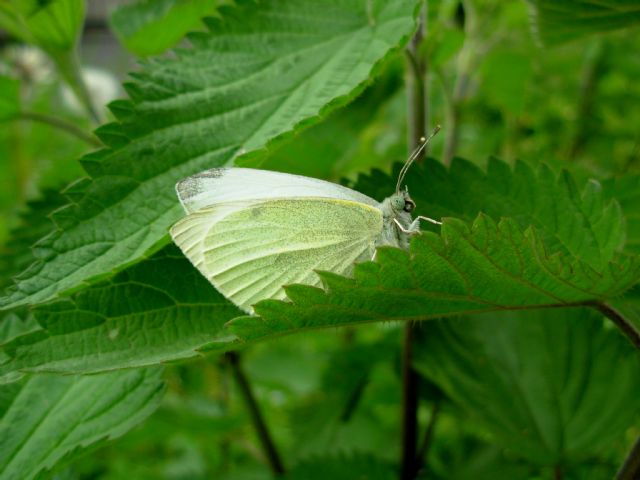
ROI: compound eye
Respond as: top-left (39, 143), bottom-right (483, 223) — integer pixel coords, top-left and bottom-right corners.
top-left (404, 200), bottom-right (415, 212)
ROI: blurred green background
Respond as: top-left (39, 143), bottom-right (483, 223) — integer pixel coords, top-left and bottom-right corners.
top-left (0, 0), bottom-right (639, 479)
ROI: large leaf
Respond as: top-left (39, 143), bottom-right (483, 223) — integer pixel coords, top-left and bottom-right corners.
top-left (109, 0), bottom-right (218, 57)
top-left (2, 158), bottom-right (638, 377)
top-left (412, 309), bottom-right (640, 467)
top-left (228, 159), bottom-right (639, 341)
top-left (0, 246), bottom-right (240, 379)
top-left (527, 0), bottom-right (640, 45)
top-left (0, 367), bottom-right (165, 480)
top-left (0, 0), bottom-right (420, 310)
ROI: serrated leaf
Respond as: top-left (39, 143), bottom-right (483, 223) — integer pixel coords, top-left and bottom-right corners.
top-left (0, 246), bottom-right (239, 378)
top-left (413, 309), bottom-right (640, 466)
top-left (109, 0), bottom-right (218, 57)
top-left (0, 0), bottom-right (420, 310)
top-left (0, 368), bottom-right (165, 480)
top-left (3, 159), bottom-right (637, 377)
top-left (527, 0), bottom-right (640, 46)
top-left (227, 214), bottom-right (638, 341)
top-left (603, 174), bottom-right (640, 254)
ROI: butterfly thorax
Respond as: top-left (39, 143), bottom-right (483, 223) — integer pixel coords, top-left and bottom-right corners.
top-left (377, 191), bottom-right (417, 250)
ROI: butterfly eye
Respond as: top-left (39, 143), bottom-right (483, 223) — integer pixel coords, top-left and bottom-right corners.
top-left (404, 200), bottom-right (415, 212)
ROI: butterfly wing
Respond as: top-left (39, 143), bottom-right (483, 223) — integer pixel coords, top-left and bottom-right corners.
top-left (170, 197), bottom-right (382, 313)
top-left (176, 167), bottom-right (379, 213)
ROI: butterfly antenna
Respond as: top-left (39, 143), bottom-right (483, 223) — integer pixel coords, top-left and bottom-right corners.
top-left (396, 125), bottom-right (441, 193)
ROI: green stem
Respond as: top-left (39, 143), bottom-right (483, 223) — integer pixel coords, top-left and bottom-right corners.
top-left (12, 111), bottom-right (101, 147)
top-left (226, 351), bottom-right (285, 475)
top-left (616, 435), bottom-right (640, 480)
top-left (53, 50), bottom-right (101, 124)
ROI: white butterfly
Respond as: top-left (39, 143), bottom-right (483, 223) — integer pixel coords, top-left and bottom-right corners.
top-left (170, 129), bottom-right (441, 313)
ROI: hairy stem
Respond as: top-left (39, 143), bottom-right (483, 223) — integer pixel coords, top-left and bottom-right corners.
top-left (12, 111), bottom-right (101, 147)
top-left (616, 435), bottom-right (640, 480)
top-left (226, 351), bottom-right (285, 475)
top-left (595, 303), bottom-right (640, 350)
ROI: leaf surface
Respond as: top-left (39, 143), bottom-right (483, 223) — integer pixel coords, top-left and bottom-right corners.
top-left (0, 0), bottom-right (420, 309)
top-left (109, 0), bottom-right (218, 56)
top-left (0, 368), bottom-right (164, 480)
top-left (0, 247), bottom-right (240, 378)
top-left (527, 0), bottom-right (640, 45)
top-left (412, 309), bottom-right (640, 466)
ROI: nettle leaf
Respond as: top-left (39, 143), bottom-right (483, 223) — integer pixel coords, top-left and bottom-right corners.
top-left (3, 158), bottom-right (637, 377)
top-left (109, 0), bottom-right (218, 57)
top-left (0, 0), bottom-right (420, 310)
top-left (603, 174), bottom-right (640, 255)
top-left (412, 309), bottom-right (640, 467)
top-left (227, 159), bottom-right (639, 341)
top-left (0, 246), bottom-right (240, 379)
top-left (527, 0), bottom-right (640, 46)
top-left (0, 368), bottom-right (165, 480)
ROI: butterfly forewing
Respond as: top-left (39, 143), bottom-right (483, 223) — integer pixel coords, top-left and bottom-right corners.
top-left (170, 197), bottom-right (383, 313)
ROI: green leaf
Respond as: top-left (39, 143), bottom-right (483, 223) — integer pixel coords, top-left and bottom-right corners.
top-left (3, 158), bottom-right (637, 377)
top-left (527, 0), bottom-right (640, 45)
top-left (227, 160), bottom-right (638, 342)
top-left (0, 0), bottom-right (420, 310)
top-left (0, 76), bottom-right (19, 122)
top-left (109, 0), bottom-right (219, 57)
top-left (602, 174), bottom-right (640, 255)
top-left (0, 246), bottom-right (240, 378)
top-left (0, 368), bottom-right (165, 480)
top-left (413, 309), bottom-right (640, 466)
top-left (0, 0), bottom-right (85, 53)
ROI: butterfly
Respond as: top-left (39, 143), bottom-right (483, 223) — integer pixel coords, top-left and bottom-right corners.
top-left (170, 127), bottom-right (441, 313)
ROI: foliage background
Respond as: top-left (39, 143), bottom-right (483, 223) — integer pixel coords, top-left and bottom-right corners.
top-left (0, 0), bottom-right (639, 479)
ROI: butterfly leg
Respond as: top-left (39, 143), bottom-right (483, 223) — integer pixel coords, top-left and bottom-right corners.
top-left (394, 216), bottom-right (442, 236)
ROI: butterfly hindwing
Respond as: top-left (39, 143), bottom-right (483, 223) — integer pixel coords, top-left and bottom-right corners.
top-left (170, 197), bottom-right (383, 313)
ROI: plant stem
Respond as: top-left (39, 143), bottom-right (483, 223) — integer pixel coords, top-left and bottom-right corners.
top-left (400, 7), bottom-right (427, 480)
top-left (568, 40), bottom-right (605, 160)
top-left (400, 324), bottom-right (420, 480)
top-left (225, 351), bottom-right (285, 475)
top-left (415, 400), bottom-right (440, 475)
top-left (12, 111), bottom-right (101, 147)
top-left (54, 50), bottom-right (102, 124)
top-left (595, 303), bottom-right (640, 350)
top-left (616, 434), bottom-right (640, 480)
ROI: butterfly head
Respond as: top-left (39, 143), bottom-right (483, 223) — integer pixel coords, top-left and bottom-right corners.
top-left (389, 187), bottom-right (415, 214)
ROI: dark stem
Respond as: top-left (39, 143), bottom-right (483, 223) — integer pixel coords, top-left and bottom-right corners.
top-left (225, 351), bottom-right (285, 475)
top-left (12, 111), bottom-right (101, 147)
top-left (400, 324), bottom-right (420, 480)
top-left (554, 464), bottom-right (563, 480)
top-left (594, 303), bottom-right (640, 350)
top-left (616, 434), bottom-right (640, 480)
top-left (400, 7), bottom-right (427, 480)
top-left (415, 400), bottom-right (440, 475)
